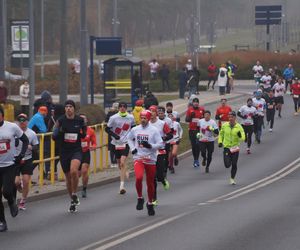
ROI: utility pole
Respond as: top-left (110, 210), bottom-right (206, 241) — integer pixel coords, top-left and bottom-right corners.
top-left (29, 0), bottom-right (35, 117)
top-left (3, 0), bottom-right (6, 68)
top-left (59, 0), bottom-right (68, 104)
top-left (80, 0), bottom-right (88, 105)
top-left (112, 0), bottom-right (119, 36)
top-left (0, 0), bottom-right (5, 80)
top-left (196, 0), bottom-right (201, 67)
top-left (97, 0), bottom-right (101, 36)
top-left (41, 0), bottom-right (45, 78)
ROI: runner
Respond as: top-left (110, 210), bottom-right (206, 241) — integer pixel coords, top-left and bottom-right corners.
top-left (105, 102), bottom-right (135, 194)
top-left (128, 110), bottom-right (163, 216)
top-left (252, 61), bottom-right (264, 87)
top-left (272, 77), bottom-right (286, 118)
top-left (185, 97), bottom-right (205, 167)
top-left (290, 77), bottom-right (300, 115)
top-left (218, 111), bottom-right (245, 185)
top-left (167, 113), bottom-right (183, 174)
top-left (79, 114), bottom-right (97, 198)
top-left (52, 100), bottom-right (87, 213)
top-left (14, 114), bottom-right (39, 211)
top-left (252, 90), bottom-right (266, 144)
top-left (197, 110), bottom-right (219, 173)
top-left (215, 98), bottom-right (232, 128)
top-left (0, 107), bottom-right (28, 232)
top-left (238, 99), bottom-right (257, 154)
top-left (264, 90), bottom-right (276, 132)
top-left (283, 64), bottom-right (295, 92)
top-left (165, 102), bottom-right (180, 122)
top-left (259, 71), bottom-right (272, 92)
top-left (149, 105), bottom-right (172, 205)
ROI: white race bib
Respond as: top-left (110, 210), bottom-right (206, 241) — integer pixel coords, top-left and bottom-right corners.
top-left (81, 141), bottom-right (88, 148)
top-left (115, 144), bottom-right (126, 150)
top-left (294, 95), bottom-right (299, 98)
top-left (0, 142), bottom-right (7, 154)
top-left (192, 118), bottom-right (199, 123)
top-left (64, 133), bottom-right (78, 143)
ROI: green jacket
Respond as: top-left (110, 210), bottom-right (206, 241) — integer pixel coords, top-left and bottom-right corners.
top-left (218, 122), bottom-right (245, 148)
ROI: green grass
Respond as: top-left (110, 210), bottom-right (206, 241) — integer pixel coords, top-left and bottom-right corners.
top-left (178, 123), bottom-right (190, 155)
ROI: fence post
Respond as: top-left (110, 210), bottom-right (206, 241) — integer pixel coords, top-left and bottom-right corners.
top-left (39, 134), bottom-right (45, 187)
top-left (99, 123), bottom-right (104, 171)
top-left (50, 136), bottom-right (55, 184)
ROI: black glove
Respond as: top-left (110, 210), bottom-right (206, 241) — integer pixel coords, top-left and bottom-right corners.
top-left (190, 112), bottom-right (195, 118)
top-left (112, 133), bottom-right (120, 140)
top-left (162, 136), bottom-right (168, 142)
top-left (218, 143), bottom-right (223, 148)
top-left (141, 141), bottom-right (152, 149)
top-left (14, 154), bottom-right (24, 165)
top-left (131, 149), bottom-right (137, 155)
top-left (237, 131), bottom-right (242, 138)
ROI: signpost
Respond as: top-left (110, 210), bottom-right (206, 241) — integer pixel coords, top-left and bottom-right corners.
top-left (255, 5), bottom-right (282, 51)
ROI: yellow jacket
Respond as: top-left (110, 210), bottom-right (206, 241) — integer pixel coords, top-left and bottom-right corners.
top-left (218, 122), bottom-right (245, 148)
top-left (132, 106), bottom-right (144, 125)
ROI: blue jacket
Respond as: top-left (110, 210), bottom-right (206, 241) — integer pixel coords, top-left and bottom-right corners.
top-left (283, 68), bottom-right (294, 80)
top-left (28, 112), bottom-right (47, 133)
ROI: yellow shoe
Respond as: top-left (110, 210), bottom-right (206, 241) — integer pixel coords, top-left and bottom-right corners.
top-left (229, 178), bottom-right (236, 185)
top-left (152, 200), bottom-right (158, 206)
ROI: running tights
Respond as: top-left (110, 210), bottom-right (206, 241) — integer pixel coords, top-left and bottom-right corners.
top-left (189, 130), bottom-right (200, 161)
top-left (199, 141), bottom-right (214, 168)
top-left (293, 97), bottom-right (300, 112)
top-left (266, 109), bottom-right (275, 129)
top-left (242, 125), bottom-right (254, 148)
top-left (223, 149), bottom-right (239, 179)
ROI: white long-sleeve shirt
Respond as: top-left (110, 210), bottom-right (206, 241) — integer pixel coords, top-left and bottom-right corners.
top-left (128, 123), bottom-right (163, 165)
top-left (168, 121), bottom-right (183, 144)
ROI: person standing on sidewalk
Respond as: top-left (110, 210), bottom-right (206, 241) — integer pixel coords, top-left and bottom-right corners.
top-left (207, 62), bottom-right (217, 90)
top-left (160, 64), bottom-right (170, 92)
top-left (105, 102), bottom-right (135, 194)
top-left (14, 114), bottom-right (39, 211)
top-left (0, 106), bottom-right (29, 232)
top-left (19, 81), bottom-right (30, 115)
top-left (52, 100), bottom-right (87, 213)
top-left (128, 110), bottom-right (163, 216)
top-left (149, 59), bottom-right (159, 80)
top-left (218, 111), bottom-right (245, 185)
top-left (179, 68), bottom-right (188, 99)
top-left (215, 98), bottom-right (232, 128)
top-left (185, 97), bottom-right (205, 168)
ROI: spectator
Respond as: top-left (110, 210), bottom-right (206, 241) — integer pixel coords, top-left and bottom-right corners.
top-left (0, 80), bottom-right (8, 104)
top-left (207, 62), bottom-right (217, 90)
top-left (19, 81), bottom-right (30, 115)
top-left (185, 59), bottom-right (193, 73)
top-left (144, 91), bottom-right (158, 109)
top-left (33, 90), bottom-right (54, 129)
top-left (187, 69), bottom-right (198, 98)
top-left (72, 59), bottom-right (80, 74)
top-left (105, 103), bottom-right (119, 168)
top-left (217, 64), bottom-right (228, 96)
top-left (148, 59), bottom-right (159, 80)
top-left (132, 99), bottom-right (144, 125)
top-left (226, 61), bottom-right (233, 94)
top-left (160, 64), bottom-right (170, 92)
top-left (283, 64), bottom-right (295, 92)
top-left (28, 106), bottom-right (48, 134)
top-left (178, 68), bottom-right (188, 99)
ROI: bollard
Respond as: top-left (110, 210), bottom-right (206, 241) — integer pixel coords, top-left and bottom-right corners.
top-left (39, 134), bottom-right (45, 187)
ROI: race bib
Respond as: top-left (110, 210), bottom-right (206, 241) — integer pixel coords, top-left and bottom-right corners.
top-left (0, 142), bottom-right (7, 154)
top-left (115, 144), bottom-right (126, 150)
top-left (268, 105), bottom-right (274, 109)
top-left (64, 133), bottom-right (78, 143)
top-left (294, 95), bottom-right (299, 98)
top-left (81, 141), bottom-right (88, 148)
top-left (192, 118), bottom-right (199, 123)
top-left (158, 149), bottom-right (166, 155)
top-left (229, 146), bottom-right (240, 153)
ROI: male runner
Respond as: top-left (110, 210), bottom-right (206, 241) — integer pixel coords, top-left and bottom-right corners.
top-left (264, 90), bottom-right (276, 132)
top-left (291, 77), bottom-right (300, 115)
top-left (215, 98), bottom-right (232, 128)
top-left (272, 77), bottom-right (286, 118)
top-left (252, 90), bottom-right (266, 143)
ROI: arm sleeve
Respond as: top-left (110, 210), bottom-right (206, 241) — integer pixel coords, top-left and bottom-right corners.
top-left (127, 130), bottom-right (135, 151)
top-left (215, 108), bottom-right (220, 120)
top-left (213, 121), bottom-right (219, 135)
top-left (239, 125), bottom-right (246, 142)
top-left (19, 133), bottom-right (29, 156)
top-left (52, 120), bottom-right (61, 140)
top-left (185, 109), bottom-right (191, 122)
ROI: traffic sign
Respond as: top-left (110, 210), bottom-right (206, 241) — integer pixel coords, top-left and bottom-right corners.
top-left (124, 48), bottom-right (133, 57)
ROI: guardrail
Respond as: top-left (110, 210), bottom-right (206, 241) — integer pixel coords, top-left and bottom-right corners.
top-left (33, 123), bottom-right (109, 187)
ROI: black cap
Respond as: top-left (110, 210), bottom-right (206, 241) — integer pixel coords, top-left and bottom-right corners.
top-left (118, 102), bottom-right (127, 108)
top-left (228, 111), bottom-right (237, 117)
top-left (65, 100), bottom-right (76, 108)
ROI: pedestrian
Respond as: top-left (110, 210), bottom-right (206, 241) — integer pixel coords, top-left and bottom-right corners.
top-left (237, 99), bottom-right (257, 154)
top-left (105, 103), bottom-right (119, 168)
top-left (52, 100), bottom-right (87, 213)
top-left (128, 110), bottom-right (163, 216)
top-left (187, 70), bottom-right (198, 98)
top-left (178, 68), bottom-right (188, 99)
top-left (252, 61), bottom-right (264, 86)
top-left (14, 114), bottom-right (39, 211)
top-left (0, 106), bottom-right (29, 232)
top-left (160, 64), bottom-right (170, 92)
top-left (148, 59), bottom-right (159, 80)
top-left (79, 114), bottom-right (97, 198)
top-left (217, 64), bottom-right (228, 96)
top-left (132, 70), bottom-right (141, 104)
top-left (207, 61), bottom-right (217, 90)
top-left (215, 98), bottom-right (232, 128)
top-left (185, 59), bottom-right (193, 73)
top-left (185, 97), bottom-right (205, 168)
top-left (144, 91), bottom-right (158, 109)
top-left (290, 77), bottom-right (300, 115)
top-left (264, 90), bottom-right (276, 132)
top-left (272, 77), bottom-right (285, 118)
top-left (105, 102), bottom-right (135, 194)
top-left (218, 111), bottom-right (245, 185)
top-left (0, 80), bottom-right (8, 104)
top-left (252, 90), bottom-right (266, 144)
top-left (132, 99), bottom-right (144, 125)
top-left (197, 110), bottom-right (219, 173)
top-left (228, 60), bottom-right (238, 90)
top-left (193, 67), bottom-right (201, 94)
top-left (283, 64), bottom-right (295, 92)
top-left (19, 81), bottom-right (30, 115)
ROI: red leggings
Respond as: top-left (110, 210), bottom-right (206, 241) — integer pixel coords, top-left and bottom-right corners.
top-left (134, 161), bottom-right (156, 203)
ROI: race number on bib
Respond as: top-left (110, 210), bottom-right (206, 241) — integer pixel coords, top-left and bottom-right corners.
top-left (115, 144), bottom-right (126, 150)
top-left (0, 142), bottom-right (7, 154)
top-left (229, 146), bottom-right (240, 153)
top-left (192, 118), bottom-right (199, 123)
top-left (294, 95), bottom-right (299, 98)
top-left (64, 133), bottom-right (78, 143)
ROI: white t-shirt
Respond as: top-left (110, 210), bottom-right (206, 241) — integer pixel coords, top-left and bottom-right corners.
top-left (107, 113), bottom-right (135, 146)
top-left (272, 83), bottom-right (286, 97)
top-left (217, 67), bottom-right (228, 87)
top-left (0, 121), bottom-right (24, 167)
top-left (253, 65), bottom-right (264, 78)
top-left (15, 128), bottom-right (39, 160)
top-left (149, 62), bottom-right (159, 73)
top-left (197, 118), bottom-right (218, 142)
top-left (260, 75), bottom-right (272, 88)
top-left (168, 121), bottom-right (183, 144)
top-left (252, 98), bottom-right (266, 116)
top-left (238, 105), bottom-right (257, 125)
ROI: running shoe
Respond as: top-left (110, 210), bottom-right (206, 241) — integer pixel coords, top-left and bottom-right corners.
top-left (169, 167), bottom-right (175, 174)
top-left (68, 203), bottom-right (77, 213)
top-left (294, 112), bottom-right (298, 116)
top-left (278, 114), bottom-right (282, 118)
top-left (9, 200), bottom-right (18, 217)
top-left (193, 160), bottom-right (199, 168)
top-left (136, 198), bottom-right (144, 210)
top-left (0, 221), bottom-right (7, 232)
top-left (18, 199), bottom-right (26, 211)
top-left (146, 203), bottom-right (155, 216)
top-left (269, 128), bottom-right (273, 132)
top-left (120, 188), bottom-right (126, 195)
top-left (163, 180), bottom-right (170, 190)
top-left (174, 157), bottom-right (179, 166)
top-left (72, 194), bottom-right (80, 206)
top-left (246, 148), bottom-right (251, 154)
top-left (152, 200), bottom-right (158, 206)
top-left (229, 178), bottom-right (236, 185)
top-left (202, 159), bottom-right (206, 167)
top-left (205, 167), bottom-right (209, 173)
top-left (81, 189), bottom-right (87, 198)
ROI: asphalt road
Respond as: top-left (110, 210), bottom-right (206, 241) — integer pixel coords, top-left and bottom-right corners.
top-left (1, 91), bottom-right (300, 250)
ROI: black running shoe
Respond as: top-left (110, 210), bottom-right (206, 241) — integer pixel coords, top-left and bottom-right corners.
top-left (72, 194), bottom-right (80, 206)
top-left (81, 189), bottom-right (87, 198)
top-left (174, 157), bottom-right (179, 166)
top-left (9, 200), bottom-right (18, 218)
top-left (0, 221), bottom-right (7, 232)
top-left (68, 203), bottom-right (77, 213)
top-left (136, 198), bottom-right (144, 210)
top-left (202, 159), bottom-right (206, 167)
top-left (205, 167), bottom-right (209, 173)
top-left (146, 203), bottom-right (155, 216)
top-left (170, 167), bottom-right (175, 174)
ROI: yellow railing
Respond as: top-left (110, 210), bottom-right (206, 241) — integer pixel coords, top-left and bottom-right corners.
top-left (33, 123), bottom-right (109, 187)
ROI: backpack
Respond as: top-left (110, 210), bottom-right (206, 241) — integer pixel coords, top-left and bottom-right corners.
top-left (220, 70), bottom-right (225, 77)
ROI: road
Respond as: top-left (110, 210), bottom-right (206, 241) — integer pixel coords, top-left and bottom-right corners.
top-left (1, 90), bottom-right (300, 250)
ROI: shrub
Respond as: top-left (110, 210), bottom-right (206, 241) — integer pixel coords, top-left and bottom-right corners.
top-left (78, 104), bottom-right (105, 125)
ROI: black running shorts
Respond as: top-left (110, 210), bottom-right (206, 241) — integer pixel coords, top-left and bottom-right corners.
top-left (16, 159), bottom-right (34, 176)
top-left (60, 151), bottom-right (82, 173)
top-left (112, 144), bottom-right (129, 159)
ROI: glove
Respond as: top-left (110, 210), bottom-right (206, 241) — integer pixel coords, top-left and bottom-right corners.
top-left (190, 112), bottom-right (195, 118)
top-left (206, 126), bottom-right (213, 131)
top-left (14, 154), bottom-right (24, 165)
top-left (112, 133), bottom-right (120, 140)
top-left (218, 143), bottom-right (223, 148)
top-left (131, 149), bottom-right (137, 155)
top-left (201, 128), bottom-right (206, 134)
top-left (162, 136), bottom-right (168, 142)
top-left (141, 141), bottom-right (152, 149)
top-left (237, 131), bottom-right (242, 138)
top-left (196, 133), bottom-right (200, 139)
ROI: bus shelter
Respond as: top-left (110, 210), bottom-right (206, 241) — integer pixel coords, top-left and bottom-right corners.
top-left (103, 57), bottom-right (143, 108)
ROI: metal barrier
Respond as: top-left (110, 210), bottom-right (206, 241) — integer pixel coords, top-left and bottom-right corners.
top-left (33, 123), bottom-right (109, 187)
top-left (1, 103), bottom-right (14, 122)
